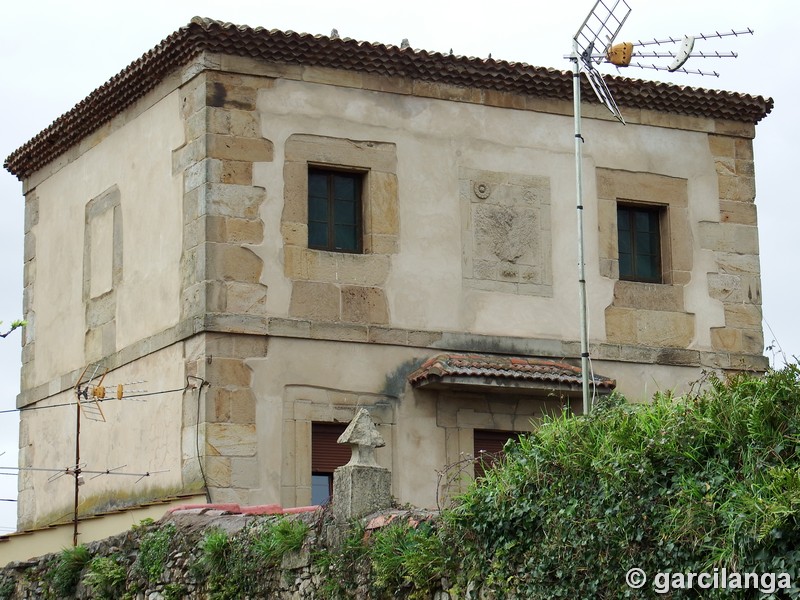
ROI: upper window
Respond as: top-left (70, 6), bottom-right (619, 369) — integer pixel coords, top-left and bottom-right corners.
top-left (308, 168), bottom-right (363, 253)
top-left (617, 204), bottom-right (662, 283)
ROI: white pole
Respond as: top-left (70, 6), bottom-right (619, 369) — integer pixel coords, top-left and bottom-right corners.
top-left (572, 41), bottom-right (592, 415)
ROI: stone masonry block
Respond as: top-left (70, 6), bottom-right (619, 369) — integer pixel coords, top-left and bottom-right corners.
top-left (204, 456), bottom-right (232, 486)
top-left (206, 243), bottom-right (263, 283)
top-left (221, 160), bottom-right (253, 185)
top-left (369, 327), bottom-right (408, 345)
top-left (720, 200), bottom-right (757, 225)
top-left (289, 280), bottom-right (340, 321)
top-left (23, 232), bottom-right (35, 263)
top-left (204, 332), bottom-right (268, 358)
top-left (284, 135), bottom-right (397, 172)
top-left (742, 329), bottom-right (764, 354)
top-left (341, 286), bottom-right (389, 325)
top-left (735, 138), bottom-right (754, 160)
top-left (707, 272), bottom-right (761, 304)
top-left (208, 387), bottom-right (256, 423)
top-left (310, 322), bottom-right (369, 343)
top-left (206, 357), bottom-right (253, 387)
top-left (206, 80), bottom-right (257, 111)
top-left (636, 310), bottom-right (695, 348)
top-left (227, 217), bottom-right (264, 244)
top-left (231, 458), bottom-right (261, 488)
top-left (180, 74), bottom-right (209, 118)
top-left (708, 134), bottom-right (735, 158)
top-left (699, 222), bottom-right (759, 255)
top-left (735, 159), bottom-right (755, 177)
top-left (368, 172), bottom-right (400, 236)
top-left (333, 464), bottom-right (391, 522)
top-left (714, 120), bottom-right (755, 138)
top-left (302, 65), bottom-right (364, 89)
top-left (724, 304), bottom-right (762, 330)
top-left (613, 281), bottom-right (684, 312)
top-left (330, 253), bottom-right (390, 287)
top-left (715, 252), bottom-right (761, 276)
top-left (206, 423), bottom-right (257, 457)
top-left (24, 193), bottom-right (39, 234)
top-left (364, 233), bottom-right (398, 255)
top-left (413, 80), bottom-right (482, 103)
top-left (184, 108), bottom-right (207, 142)
top-left (605, 307), bottom-right (638, 344)
top-left (281, 222), bottom-right (308, 247)
top-left (714, 157), bottom-right (736, 177)
top-left (172, 136), bottom-right (205, 175)
top-left (718, 174), bottom-right (755, 202)
top-left (282, 162), bottom-right (308, 223)
top-left (225, 281), bottom-right (268, 315)
top-left (206, 133), bottom-right (273, 162)
top-left (711, 327), bottom-right (742, 352)
top-left (184, 158), bottom-right (221, 192)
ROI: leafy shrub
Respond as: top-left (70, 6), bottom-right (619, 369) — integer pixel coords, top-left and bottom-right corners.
top-left (254, 518), bottom-right (309, 563)
top-left (134, 522), bottom-right (175, 583)
top-left (369, 521), bottom-right (446, 599)
top-left (49, 544), bottom-right (91, 596)
top-left (314, 523), bottom-right (369, 599)
top-left (0, 575), bottom-right (14, 600)
top-left (83, 555), bottom-right (126, 599)
top-left (447, 365), bottom-right (800, 598)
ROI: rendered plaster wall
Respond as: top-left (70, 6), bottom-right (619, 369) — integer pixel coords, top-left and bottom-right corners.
top-left (21, 89), bottom-right (185, 393)
top-left (16, 345), bottom-right (190, 530)
top-left (250, 76), bottom-right (764, 378)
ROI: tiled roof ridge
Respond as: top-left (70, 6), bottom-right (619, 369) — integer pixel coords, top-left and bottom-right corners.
top-left (4, 17), bottom-right (774, 179)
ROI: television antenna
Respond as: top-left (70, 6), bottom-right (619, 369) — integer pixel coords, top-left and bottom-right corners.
top-left (569, 1), bottom-right (751, 415)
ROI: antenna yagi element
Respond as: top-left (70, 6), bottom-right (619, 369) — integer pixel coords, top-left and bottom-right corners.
top-left (573, 0), bottom-right (632, 123)
top-left (606, 28), bottom-right (754, 77)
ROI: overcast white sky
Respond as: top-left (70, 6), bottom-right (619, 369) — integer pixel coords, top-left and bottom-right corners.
top-left (0, 1), bottom-right (796, 535)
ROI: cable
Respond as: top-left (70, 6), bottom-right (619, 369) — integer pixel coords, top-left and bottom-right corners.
top-left (189, 376), bottom-right (212, 503)
top-left (0, 378), bottom-right (204, 414)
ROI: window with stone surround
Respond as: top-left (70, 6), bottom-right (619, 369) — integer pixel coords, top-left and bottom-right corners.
top-left (308, 167), bottom-right (364, 253)
top-left (311, 422), bottom-right (350, 505)
top-left (597, 169), bottom-right (696, 349)
top-left (282, 134), bottom-right (399, 326)
top-left (617, 203), bottom-right (664, 283)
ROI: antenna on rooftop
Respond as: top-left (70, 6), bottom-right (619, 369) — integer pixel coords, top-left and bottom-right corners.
top-left (568, 1), bottom-right (752, 416)
top-left (608, 29), bottom-right (752, 77)
top-left (570, 0), bottom-right (631, 418)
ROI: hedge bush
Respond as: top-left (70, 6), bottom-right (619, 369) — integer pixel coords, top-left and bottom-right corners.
top-left (446, 365), bottom-right (800, 598)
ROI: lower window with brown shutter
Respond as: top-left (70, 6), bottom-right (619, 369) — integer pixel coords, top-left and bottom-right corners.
top-left (473, 429), bottom-right (522, 478)
top-left (311, 422), bottom-right (350, 505)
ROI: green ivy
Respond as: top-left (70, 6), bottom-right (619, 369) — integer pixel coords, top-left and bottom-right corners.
top-left (0, 575), bottom-right (14, 600)
top-left (134, 522), bottom-right (176, 584)
top-left (48, 544), bottom-right (91, 597)
top-left (83, 555), bottom-right (126, 599)
top-left (446, 364), bottom-right (800, 598)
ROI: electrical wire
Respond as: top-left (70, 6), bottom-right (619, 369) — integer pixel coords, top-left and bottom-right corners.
top-left (0, 378), bottom-right (204, 414)
top-left (190, 376), bottom-right (213, 503)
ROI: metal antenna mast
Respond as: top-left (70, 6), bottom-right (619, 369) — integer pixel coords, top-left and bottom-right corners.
top-left (569, 2), bottom-right (750, 415)
top-left (571, 0), bottom-right (631, 416)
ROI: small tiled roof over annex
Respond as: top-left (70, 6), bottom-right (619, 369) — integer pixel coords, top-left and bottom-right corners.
top-left (5, 16), bottom-right (773, 180)
top-left (408, 353), bottom-right (616, 391)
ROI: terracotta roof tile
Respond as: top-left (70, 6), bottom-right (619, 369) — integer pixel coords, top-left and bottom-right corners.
top-left (408, 352), bottom-right (616, 391)
top-left (4, 17), bottom-right (773, 179)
